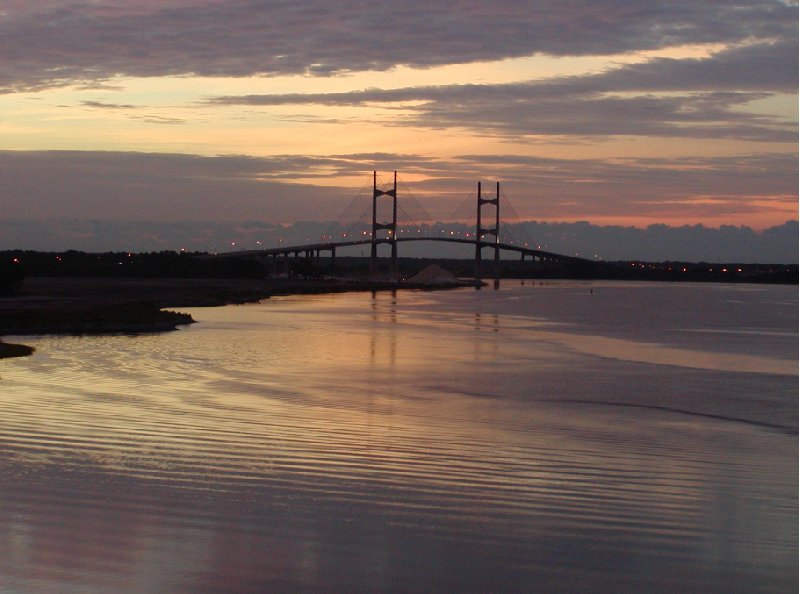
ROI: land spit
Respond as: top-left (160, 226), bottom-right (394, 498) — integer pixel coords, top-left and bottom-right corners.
top-left (0, 276), bottom-right (480, 358)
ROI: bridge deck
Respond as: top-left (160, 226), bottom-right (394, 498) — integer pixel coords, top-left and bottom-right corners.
top-left (220, 236), bottom-right (585, 263)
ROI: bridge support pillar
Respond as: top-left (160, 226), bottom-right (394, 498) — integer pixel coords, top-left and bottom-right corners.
top-left (474, 181), bottom-right (500, 280)
top-left (370, 171), bottom-right (398, 277)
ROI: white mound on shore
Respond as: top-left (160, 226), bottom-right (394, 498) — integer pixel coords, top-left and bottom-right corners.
top-left (407, 264), bottom-right (459, 285)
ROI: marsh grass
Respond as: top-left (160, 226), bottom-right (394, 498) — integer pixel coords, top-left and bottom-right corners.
top-left (0, 341), bottom-right (35, 359)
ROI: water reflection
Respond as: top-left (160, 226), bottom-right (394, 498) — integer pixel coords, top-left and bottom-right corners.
top-left (473, 313), bottom-right (499, 333)
top-left (369, 290), bottom-right (397, 368)
top-left (0, 282), bottom-right (796, 592)
top-left (473, 278), bottom-right (501, 291)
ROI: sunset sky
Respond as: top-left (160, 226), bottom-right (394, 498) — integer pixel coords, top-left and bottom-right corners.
top-left (0, 1), bottom-right (797, 253)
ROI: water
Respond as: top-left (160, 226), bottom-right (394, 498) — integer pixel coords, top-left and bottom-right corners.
top-left (0, 281), bottom-right (796, 593)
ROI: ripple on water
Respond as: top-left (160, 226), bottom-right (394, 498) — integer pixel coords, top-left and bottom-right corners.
top-left (0, 283), bottom-right (796, 592)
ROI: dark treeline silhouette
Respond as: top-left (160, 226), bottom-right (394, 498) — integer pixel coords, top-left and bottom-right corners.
top-left (0, 258), bottom-right (25, 295)
top-left (1, 250), bottom-right (266, 280)
top-left (319, 257), bottom-right (797, 284)
top-left (1, 250), bottom-right (797, 287)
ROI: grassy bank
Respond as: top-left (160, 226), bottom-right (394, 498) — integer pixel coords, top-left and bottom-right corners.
top-left (0, 341), bottom-right (36, 359)
top-left (0, 276), bottom-right (477, 359)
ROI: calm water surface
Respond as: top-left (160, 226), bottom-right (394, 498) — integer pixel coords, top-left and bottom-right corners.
top-left (0, 281), bottom-right (796, 593)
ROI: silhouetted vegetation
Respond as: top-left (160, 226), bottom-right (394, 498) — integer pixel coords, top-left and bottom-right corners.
top-left (1, 250), bottom-right (266, 279)
top-left (0, 258), bottom-right (25, 295)
top-left (0, 301), bottom-right (192, 336)
top-left (332, 256), bottom-right (798, 284)
top-left (0, 341), bottom-right (35, 358)
top-left (1, 250), bottom-right (796, 284)
top-left (604, 261), bottom-right (799, 284)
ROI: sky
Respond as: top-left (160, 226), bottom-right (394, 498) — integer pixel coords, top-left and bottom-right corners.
top-left (0, 0), bottom-right (797, 260)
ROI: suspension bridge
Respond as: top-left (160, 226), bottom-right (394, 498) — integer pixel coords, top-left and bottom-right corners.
top-left (226, 171), bottom-right (589, 278)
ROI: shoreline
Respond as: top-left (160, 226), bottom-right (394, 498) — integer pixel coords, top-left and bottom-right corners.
top-left (0, 341), bottom-right (36, 359)
top-left (0, 276), bottom-right (479, 358)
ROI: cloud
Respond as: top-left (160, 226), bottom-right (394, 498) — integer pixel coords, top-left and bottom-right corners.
top-left (0, 1), bottom-right (796, 92)
top-left (81, 99), bottom-right (190, 124)
top-left (132, 114), bottom-right (187, 125)
top-left (0, 150), bottom-right (355, 222)
top-left (578, 38), bottom-right (798, 94)
top-left (0, 149), bottom-right (794, 226)
top-left (0, 149), bottom-right (795, 260)
top-left (207, 40), bottom-right (797, 142)
top-left (81, 100), bottom-right (137, 109)
top-left (452, 152), bottom-right (798, 221)
top-left (511, 219), bottom-right (799, 262)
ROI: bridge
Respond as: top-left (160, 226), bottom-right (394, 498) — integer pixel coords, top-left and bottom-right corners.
top-left (225, 171), bottom-right (589, 278)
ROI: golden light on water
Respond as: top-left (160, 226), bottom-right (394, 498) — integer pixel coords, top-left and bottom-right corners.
top-left (0, 283), bottom-right (796, 591)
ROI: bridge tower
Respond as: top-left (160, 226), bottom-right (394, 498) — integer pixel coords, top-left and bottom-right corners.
top-left (371, 171), bottom-right (398, 275)
top-left (475, 181), bottom-right (500, 278)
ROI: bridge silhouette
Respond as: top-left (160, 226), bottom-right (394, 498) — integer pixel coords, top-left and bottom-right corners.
top-left (228, 171), bottom-right (588, 278)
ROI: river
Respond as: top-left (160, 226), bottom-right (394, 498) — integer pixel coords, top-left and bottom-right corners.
top-left (0, 281), bottom-right (796, 592)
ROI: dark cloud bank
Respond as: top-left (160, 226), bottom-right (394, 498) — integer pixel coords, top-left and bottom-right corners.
top-left (208, 38), bottom-right (798, 143)
top-left (1, 0), bottom-right (795, 92)
top-left (0, 149), bottom-right (796, 261)
top-left (2, 150), bottom-right (795, 222)
top-left (27, 0), bottom-right (793, 144)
